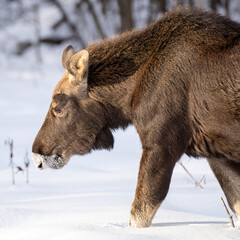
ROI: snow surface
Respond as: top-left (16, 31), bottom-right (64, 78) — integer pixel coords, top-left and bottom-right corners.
top-left (1, 46), bottom-right (240, 240)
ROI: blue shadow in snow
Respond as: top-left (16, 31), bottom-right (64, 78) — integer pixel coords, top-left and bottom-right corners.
top-left (152, 221), bottom-right (229, 227)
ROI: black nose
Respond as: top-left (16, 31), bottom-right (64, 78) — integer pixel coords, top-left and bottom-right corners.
top-left (38, 162), bottom-right (43, 169)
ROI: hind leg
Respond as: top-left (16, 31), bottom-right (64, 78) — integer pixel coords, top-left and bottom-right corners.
top-left (208, 157), bottom-right (240, 219)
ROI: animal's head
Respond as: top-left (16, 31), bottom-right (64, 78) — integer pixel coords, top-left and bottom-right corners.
top-left (32, 45), bottom-right (114, 170)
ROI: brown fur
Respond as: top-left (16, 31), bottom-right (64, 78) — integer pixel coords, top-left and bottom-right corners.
top-left (32, 7), bottom-right (240, 227)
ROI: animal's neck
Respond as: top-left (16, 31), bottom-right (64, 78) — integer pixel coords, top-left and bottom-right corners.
top-left (86, 27), bottom-right (156, 128)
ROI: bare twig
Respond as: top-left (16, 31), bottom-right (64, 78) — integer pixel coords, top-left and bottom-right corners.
top-left (49, 0), bottom-right (85, 46)
top-left (33, 4), bottom-right (42, 62)
top-left (221, 197), bottom-right (235, 228)
top-left (195, 174), bottom-right (206, 189)
top-left (16, 166), bottom-right (24, 174)
top-left (82, 0), bottom-right (106, 38)
top-left (179, 162), bottom-right (204, 189)
top-left (5, 139), bottom-right (15, 185)
top-left (16, 37), bottom-right (73, 55)
top-left (24, 150), bottom-right (30, 184)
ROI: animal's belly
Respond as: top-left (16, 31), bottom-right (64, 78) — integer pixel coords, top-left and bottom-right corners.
top-left (186, 129), bottom-right (240, 161)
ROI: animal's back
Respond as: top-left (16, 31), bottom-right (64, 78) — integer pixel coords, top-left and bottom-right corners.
top-left (152, 7), bottom-right (240, 51)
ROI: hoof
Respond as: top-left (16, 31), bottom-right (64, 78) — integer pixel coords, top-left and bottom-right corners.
top-left (129, 214), bottom-right (151, 228)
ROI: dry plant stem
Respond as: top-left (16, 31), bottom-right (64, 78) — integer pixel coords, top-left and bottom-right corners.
top-left (179, 163), bottom-right (204, 189)
top-left (221, 197), bottom-right (235, 228)
top-left (26, 166), bottom-right (29, 184)
top-left (24, 150), bottom-right (30, 184)
top-left (11, 152), bottom-right (15, 185)
top-left (6, 139), bottom-right (15, 185)
top-left (195, 174), bottom-right (206, 188)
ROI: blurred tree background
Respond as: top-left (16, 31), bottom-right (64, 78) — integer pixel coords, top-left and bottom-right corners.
top-left (0, 0), bottom-right (239, 60)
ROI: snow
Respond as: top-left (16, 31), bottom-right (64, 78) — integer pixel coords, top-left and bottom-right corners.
top-left (2, 0), bottom-right (240, 235)
top-left (0, 157), bottom-right (240, 240)
top-left (0, 45), bottom-right (239, 240)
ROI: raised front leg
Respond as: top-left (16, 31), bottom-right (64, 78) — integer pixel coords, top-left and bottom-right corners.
top-left (208, 157), bottom-right (240, 220)
top-left (129, 147), bottom-right (178, 227)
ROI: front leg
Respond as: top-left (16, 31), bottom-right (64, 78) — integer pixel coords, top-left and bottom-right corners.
top-left (129, 146), bottom-right (178, 228)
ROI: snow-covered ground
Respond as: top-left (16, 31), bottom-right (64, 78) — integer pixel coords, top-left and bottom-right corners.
top-left (1, 45), bottom-right (240, 240)
top-left (1, 158), bottom-right (240, 240)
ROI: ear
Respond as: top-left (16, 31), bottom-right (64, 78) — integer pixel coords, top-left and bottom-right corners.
top-left (62, 45), bottom-right (74, 70)
top-left (62, 45), bottom-right (89, 97)
top-left (93, 127), bottom-right (114, 150)
top-left (68, 49), bottom-right (89, 85)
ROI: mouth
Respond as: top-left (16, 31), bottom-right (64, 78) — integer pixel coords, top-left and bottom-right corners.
top-left (32, 153), bottom-right (66, 170)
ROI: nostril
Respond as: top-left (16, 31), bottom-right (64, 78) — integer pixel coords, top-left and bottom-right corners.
top-left (38, 162), bottom-right (43, 169)
top-left (54, 154), bottom-right (61, 160)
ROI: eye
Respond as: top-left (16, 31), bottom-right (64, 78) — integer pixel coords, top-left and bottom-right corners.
top-left (55, 108), bottom-right (62, 115)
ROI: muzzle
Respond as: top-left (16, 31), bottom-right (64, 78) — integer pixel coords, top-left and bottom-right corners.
top-left (32, 153), bottom-right (65, 170)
